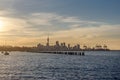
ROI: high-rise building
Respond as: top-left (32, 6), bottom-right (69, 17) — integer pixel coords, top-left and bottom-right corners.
top-left (56, 41), bottom-right (59, 46)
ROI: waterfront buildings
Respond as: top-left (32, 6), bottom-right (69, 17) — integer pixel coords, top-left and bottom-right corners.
top-left (36, 37), bottom-right (109, 51)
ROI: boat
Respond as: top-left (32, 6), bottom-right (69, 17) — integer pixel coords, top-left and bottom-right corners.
top-left (4, 51), bottom-right (9, 55)
top-left (1, 51), bottom-right (4, 53)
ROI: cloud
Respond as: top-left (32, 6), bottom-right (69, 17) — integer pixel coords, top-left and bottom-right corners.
top-left (0, 11), bottom-right (120, 49)
top-left (50, 24), bottom-right (120, 39)
top-left (24, 12), bottom-right (105, 32)
top-left (0, 11), bottom-right (119, 38)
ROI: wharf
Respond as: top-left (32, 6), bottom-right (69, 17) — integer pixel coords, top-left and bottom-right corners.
top-left (38, 51), bottom-right (85, 56)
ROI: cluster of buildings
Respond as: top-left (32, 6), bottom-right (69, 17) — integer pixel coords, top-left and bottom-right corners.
top-left (36, 37), bottom-right (109, 51)
top-left (37, 37), bottom-right (80, 51)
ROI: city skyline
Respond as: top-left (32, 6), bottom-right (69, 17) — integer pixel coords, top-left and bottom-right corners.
top-left (0, 0), bottom-right (120, 50)
top-left (36, 37), bottom-right (109, 51)
top-left (0, 37), bottom-right (109, 52)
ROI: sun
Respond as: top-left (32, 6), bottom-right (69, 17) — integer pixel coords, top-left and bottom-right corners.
top-left (0, 20), bottom-right (4, 26)
top-left (0, 20), bottom-right (4, 30)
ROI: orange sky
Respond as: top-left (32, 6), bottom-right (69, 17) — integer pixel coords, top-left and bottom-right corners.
top-left (0, 1), bottom-right (120, 50)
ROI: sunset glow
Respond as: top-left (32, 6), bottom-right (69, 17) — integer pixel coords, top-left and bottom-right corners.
top-left (0, 0), bottom-right (119, 50)
top-left (0, 20), bottom-right (4, 31)
top-left (0, 1), bottom-right (119, 80)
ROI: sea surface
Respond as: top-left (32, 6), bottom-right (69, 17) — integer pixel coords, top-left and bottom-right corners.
top-left (0, 51), bottom-right (120, 80)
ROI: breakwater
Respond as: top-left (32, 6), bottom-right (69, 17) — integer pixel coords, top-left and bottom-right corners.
top-left (38, 51), bottom-right (85, 56)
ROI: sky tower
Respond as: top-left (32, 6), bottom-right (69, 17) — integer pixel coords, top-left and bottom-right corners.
top-left (46, 36), bottom-right (49, 46)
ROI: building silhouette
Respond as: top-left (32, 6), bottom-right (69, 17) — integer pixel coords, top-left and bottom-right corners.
top-left (36, 37), bottom-right (109, 51)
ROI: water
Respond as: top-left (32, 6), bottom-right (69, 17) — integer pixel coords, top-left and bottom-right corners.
top-left (0, 51), bottom-right (120, 80)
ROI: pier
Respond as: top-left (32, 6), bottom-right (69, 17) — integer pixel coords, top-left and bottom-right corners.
top-left (38, 51), bottom-right (85, 56)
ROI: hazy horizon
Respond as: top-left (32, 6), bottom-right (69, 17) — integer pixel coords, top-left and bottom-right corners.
top-left (0, 0), bottom-right (120, 50)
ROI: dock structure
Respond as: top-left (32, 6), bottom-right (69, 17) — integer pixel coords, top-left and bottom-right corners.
top-left (38, 51), bottom-right (85, 56)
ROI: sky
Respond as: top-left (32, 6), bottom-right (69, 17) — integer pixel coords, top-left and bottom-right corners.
top-left (0, 0), bottom-right (120, 50)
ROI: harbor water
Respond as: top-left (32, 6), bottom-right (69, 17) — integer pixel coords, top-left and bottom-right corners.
top-left (0, 51), bottom-right (120, 80)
